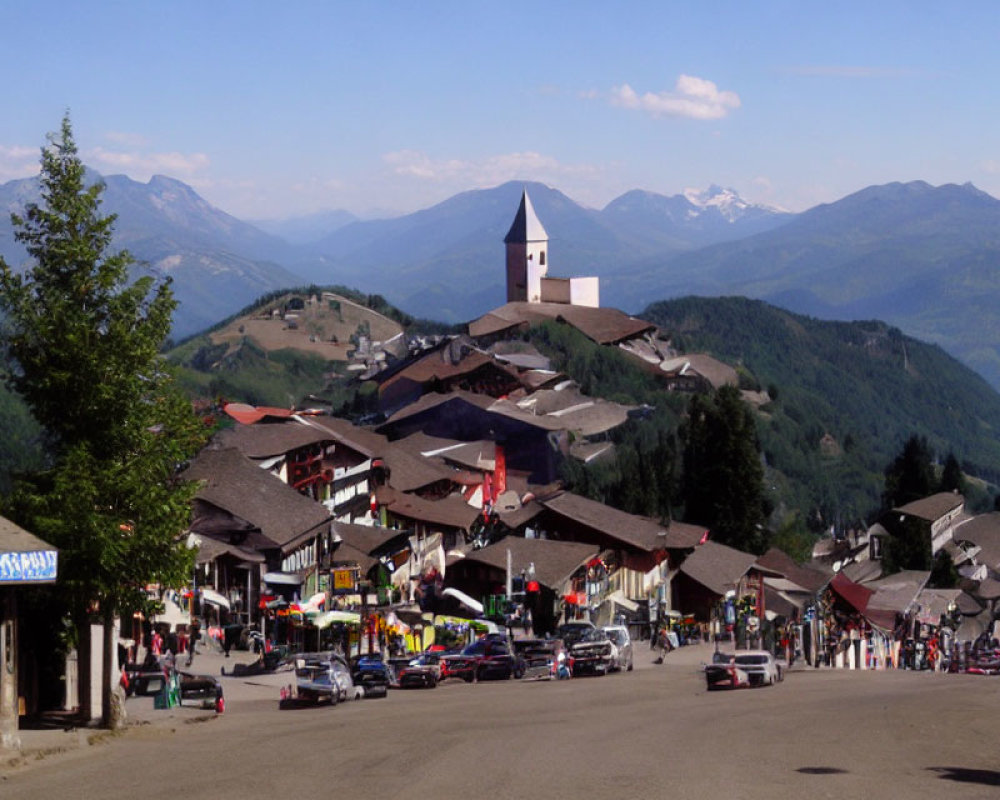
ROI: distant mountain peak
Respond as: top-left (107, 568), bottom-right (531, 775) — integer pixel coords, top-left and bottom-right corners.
top-left (683, 185), bottom-right (768, 221)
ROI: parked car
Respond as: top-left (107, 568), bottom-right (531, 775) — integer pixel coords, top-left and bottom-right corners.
top-left (439, 637), bottom-right (519, 681)
top-left (396, 653), bottom-right (442, 688)
top-left (291, 652), bottom-right (365, 705)
top-left (732, 650), bottom-right (783, 686)
top-left (178, 671), bottom-right (225, 713)
top-left (511, 638), bottom-right (565, 680)
top-left (350, 654), bottom-right (391, 698)
top-left (602, 625), bottom-right (634, 672)
top-left (557, 621), bottom-right (614, 676)
top-left (704, 658), bottom-right (750, 690)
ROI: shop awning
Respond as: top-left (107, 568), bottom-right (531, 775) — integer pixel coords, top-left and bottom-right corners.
top-left (264, 571), bottom-right (304, 586)
top-left (311, 610), bottom-right (362, 629)
top-left (200, 588), bottom-right (231, 609)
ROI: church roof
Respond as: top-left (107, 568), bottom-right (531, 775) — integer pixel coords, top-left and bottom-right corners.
top-left (504, 189), bottom-right (548, 244)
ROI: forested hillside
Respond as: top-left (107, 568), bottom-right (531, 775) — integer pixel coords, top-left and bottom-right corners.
top-left (641, 297), bottom-right (1000, 522)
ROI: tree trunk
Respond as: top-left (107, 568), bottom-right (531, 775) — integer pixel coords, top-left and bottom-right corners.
top-left (101, 607), bottom-right (125, 729)
top-left (74, 607), bottom-right (91, 722)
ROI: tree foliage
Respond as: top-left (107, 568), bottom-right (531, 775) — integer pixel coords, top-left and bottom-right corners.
top-left (0, 116), bottom-right (209, 718)
top-left (681, 385), bottom-right (769, 553)
top-left (882, 435), bottom-right (936, 511)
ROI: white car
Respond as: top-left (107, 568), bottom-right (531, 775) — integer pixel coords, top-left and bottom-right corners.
top-left (732, 650), bottom-right (783, 686)
top-left (601, 625), bottom-right (634, 672)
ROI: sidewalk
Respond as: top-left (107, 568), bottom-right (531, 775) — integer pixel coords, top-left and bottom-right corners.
top-left (1, 646), bottom-right (283, 772)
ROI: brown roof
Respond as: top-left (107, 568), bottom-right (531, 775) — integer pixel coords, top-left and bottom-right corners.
top-left (756, 547), bottom-right (830, 593)
top-left (894, 492), bottom-right (964, 522)
top-left (658, 354), bottom-right (738, 389)
top-left (332, 521), bottom-right (411, 555)
top-left (302, 415), bottom-right (388, 458)
top-left (184, 448), bottom-right (331, 553)
top-left (329, 541), bottom-right (378, 573)
top-left (468, 302), bottom-right (655, 345)
top-left (541, 491), bottom-right (701, 552)
top-left (378, 347), bottom-right (520, 394)
top-left (394, 432), bottom-right (496, 471)
top-left (677, 541), bottom-right (759, 596)
top-left (953, 513), bottom-right (1000, 569)
top-left (378, 443), bottom-right (460, 492)
top-left (0, 514), bottom-right (56, 554)
top-left (192, 536), bottom-right (265, 565)
top-left (864, 570), bottom-right (930, 615)
top-left (375, 486), bottom-right (481, 531)
top-left (456, 537), bottom-right (599, 591)
top-left (383, 387), bottom-right (632, 440)
top-left (215, 420), bottom-right (333, 459)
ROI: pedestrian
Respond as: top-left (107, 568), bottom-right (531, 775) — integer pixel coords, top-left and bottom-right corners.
top-left (151, 626), bottom-right (164, 657)
top-left (186, 620), bottom-right (201, 667)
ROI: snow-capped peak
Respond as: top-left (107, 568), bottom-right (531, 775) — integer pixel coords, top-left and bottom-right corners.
top-left (682, 185), bottom-right (753, 221)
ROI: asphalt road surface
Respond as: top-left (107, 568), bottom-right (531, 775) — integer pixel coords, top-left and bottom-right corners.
top-left (5, 644), bottom-right (999, 799)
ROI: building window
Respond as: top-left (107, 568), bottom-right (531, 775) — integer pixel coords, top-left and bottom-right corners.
top-left (539, 251), bottom-right (546, 266)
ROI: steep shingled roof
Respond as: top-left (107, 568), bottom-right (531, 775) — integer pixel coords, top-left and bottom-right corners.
top-left (302, 415), bottom-right (388, 458)
top-left (756, 547), bottom-right (830, 593)
top-left (184, 448), bottom-right (330, 552)
top-left (215, 420), bottom-right (333, 459)
top-left (541, 491), bottom-right (705, 552)
top-left (894, 492), bottom-right (964, 522)
top-left (0, 515), bottom-right (56, 555)
top-left (468, 302), bottom-right (655, 345)
top-left (456, 537), bottom-right (598, 591)
top-left (677, 541), bottom-right (759, 597)
top-left (374, 486), bottom-right (481, 531)
top-left (504, 189), bottom-right (548, 244)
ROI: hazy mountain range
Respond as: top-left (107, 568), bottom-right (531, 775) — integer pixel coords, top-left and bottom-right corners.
top-left (3, 172), bottom-right (1000, 389)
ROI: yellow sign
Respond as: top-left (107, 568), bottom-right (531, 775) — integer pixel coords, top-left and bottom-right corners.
top-left (332, 569), bottom-right (356, 592)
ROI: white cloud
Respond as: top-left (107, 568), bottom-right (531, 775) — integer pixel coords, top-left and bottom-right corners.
top-left (611, 74), bottom-right (741, 120)
top-left (0, 144), bottom-right (39, 182)
top-left (86, 146), bottom-right (210, 177)
top-left (982, 159), bottom-right (1000, 174)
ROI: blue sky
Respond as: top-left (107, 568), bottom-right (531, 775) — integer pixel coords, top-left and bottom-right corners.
top-left (3, 2), bottom-right (999, 220)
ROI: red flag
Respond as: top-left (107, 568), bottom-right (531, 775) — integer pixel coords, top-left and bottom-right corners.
top-left (494, 445), bottom-right (506, 497)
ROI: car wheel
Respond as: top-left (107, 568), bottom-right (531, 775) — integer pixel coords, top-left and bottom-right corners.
top-left (627, 656), bottom-right (634, 672)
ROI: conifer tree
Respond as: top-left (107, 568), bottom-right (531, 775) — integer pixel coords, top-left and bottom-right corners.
top-left (0, 115), bottom-right (208, 726)
top-left (681, 385), bottom-right (768, 553)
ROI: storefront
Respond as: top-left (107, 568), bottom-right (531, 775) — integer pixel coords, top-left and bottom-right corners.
top-left (0, 516), bottom-right (58, 749)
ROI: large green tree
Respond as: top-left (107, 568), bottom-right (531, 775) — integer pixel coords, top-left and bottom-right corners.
top-left (0, 115), bottom-right (208, 726)
top-left (681, 385), bottom-right (769, 553)
top-left (881, 434), bottom-right (935, 510)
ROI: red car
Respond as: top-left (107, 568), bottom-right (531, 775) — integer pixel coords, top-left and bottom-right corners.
top-left (439, 637), bottom-right (520, 682)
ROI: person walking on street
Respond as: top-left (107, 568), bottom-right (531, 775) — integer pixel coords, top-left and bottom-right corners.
top-left (186, 620), bottom-right (201, 667)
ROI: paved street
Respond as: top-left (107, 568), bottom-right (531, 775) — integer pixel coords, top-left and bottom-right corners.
top-left (4, 643), bottom-right (999, 799)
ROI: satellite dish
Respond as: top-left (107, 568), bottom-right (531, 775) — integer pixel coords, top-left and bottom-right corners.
top-left (832, 560), bottom-right (842, 573)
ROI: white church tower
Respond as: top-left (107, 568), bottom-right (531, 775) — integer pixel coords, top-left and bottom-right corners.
top-left (504, 189), bottom-right (549, 303)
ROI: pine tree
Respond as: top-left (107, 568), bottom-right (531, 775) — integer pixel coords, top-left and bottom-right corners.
top-left (681, 385), bottom-right (768, 553)
top-left (0, 115), bottom-right (208, 726)
top-left (882, 435), bottom-right (935, 510)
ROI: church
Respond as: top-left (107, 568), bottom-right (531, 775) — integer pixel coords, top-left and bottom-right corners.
top-left (504, 189), bottom-right (599, 308)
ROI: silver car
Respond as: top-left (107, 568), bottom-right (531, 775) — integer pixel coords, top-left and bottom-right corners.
top-left (602, 625), bottom-right (634, 672)
top-left (732, 650), bottom-right (783, 686)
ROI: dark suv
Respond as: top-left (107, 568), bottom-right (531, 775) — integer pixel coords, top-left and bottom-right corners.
top-left (350, 654), bottom-right (391, 698)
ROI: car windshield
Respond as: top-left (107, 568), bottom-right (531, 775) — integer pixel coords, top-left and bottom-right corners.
top-left (734, 655), bottom-right (769, 665)
top-left (559, 625), bottom-right (602, 644)
top-left (606, 630), bottom-right (627, 645)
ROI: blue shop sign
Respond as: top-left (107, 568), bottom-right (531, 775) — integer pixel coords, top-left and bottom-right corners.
top-left (0, 550), bottom-right (58, 584)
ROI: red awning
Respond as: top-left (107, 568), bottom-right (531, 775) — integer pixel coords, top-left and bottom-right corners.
top-left (223, 402), bottom-right (294, 425)
top-left (829, 572), bottom-right (874, 615)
